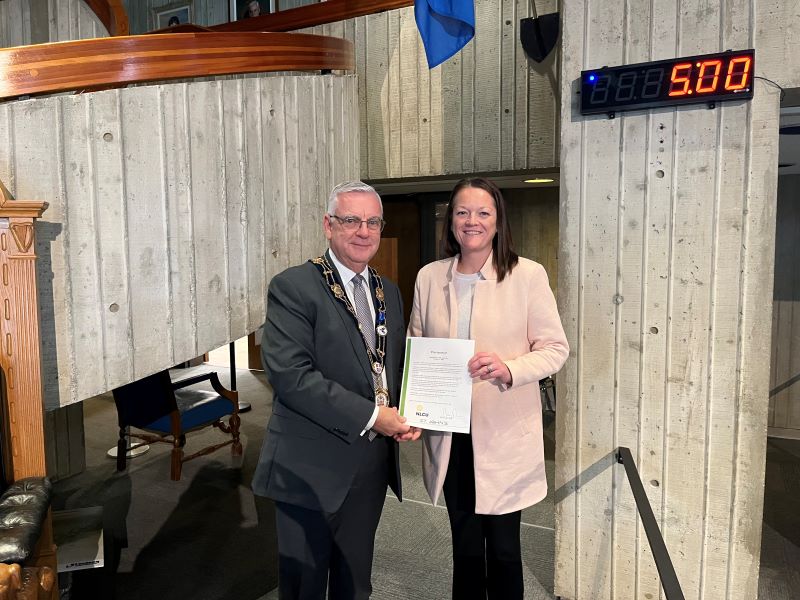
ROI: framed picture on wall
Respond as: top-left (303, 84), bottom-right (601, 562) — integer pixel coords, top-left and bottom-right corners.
top-left (236, 0), bottom-right (270, 19)
top-left (154, 2), bottom-right (192, 29)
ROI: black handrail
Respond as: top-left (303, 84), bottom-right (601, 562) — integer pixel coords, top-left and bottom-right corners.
top-left (617, 447), bottom-right (686, 600)
top-left (769, 371), bottom-right (800, 397)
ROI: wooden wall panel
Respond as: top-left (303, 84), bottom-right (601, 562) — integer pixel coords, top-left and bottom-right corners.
top-left (0, 74), bottom-right (358, 408)
top-left (770, 175), bottom-right (800, 433)
top-left (505, 187), bottom-right (559, 293)
top-left (556, 0), bottom-right (790, 598)
top-left (300, 0), bottom-right (560, 180)
top-left (381, 201), bottom-right (420, 322)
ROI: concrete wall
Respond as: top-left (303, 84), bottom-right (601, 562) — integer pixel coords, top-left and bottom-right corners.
top-left (47, 0), bottom-right (109, 41)
top-left (0, 74), bottom-right (358, 408)
top-left (0, 0), bottom-right (33, 46)
top-left (555, 1), bottom-right (799, 599)
top-left (0, 0), bottom-right (107, 46)
top-left (301, 0), bottom-right (560, 180)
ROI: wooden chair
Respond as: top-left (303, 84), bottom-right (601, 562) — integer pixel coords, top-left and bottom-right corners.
top-left (112, 370), bottom-right (242, 481)
top-left (0, 563), bottom-right (55, 600)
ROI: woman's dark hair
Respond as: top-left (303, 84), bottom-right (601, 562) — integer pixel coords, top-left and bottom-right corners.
top-left (442, 177), bottom-right (519, 282)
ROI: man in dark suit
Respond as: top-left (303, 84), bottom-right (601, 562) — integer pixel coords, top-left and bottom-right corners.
top-left (252, 181), bottom-right (419, 599)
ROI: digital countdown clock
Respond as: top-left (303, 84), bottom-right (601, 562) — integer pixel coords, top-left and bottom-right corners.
top-left (580, 49), bottom-right (754, 116)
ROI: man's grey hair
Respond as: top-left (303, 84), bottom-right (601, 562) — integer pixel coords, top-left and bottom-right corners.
top-left (327, 181), bottom-right (383, 215)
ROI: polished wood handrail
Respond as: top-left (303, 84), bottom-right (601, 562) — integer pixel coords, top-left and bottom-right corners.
top-left (84, 0), bottom-right (129, 36)
top-left (148, 24), bottom-right (215, 34)
top-left (0, 33), bottom-right (354, 100)
top-left (212, 0), bottom-right (415, 33)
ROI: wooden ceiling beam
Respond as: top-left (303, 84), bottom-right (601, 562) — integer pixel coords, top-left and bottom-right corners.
top-left (84, 0), bottom-right (129, 36)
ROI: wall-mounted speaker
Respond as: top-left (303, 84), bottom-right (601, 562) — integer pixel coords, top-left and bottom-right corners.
top-left (520, 12), bottom-right (559, 63)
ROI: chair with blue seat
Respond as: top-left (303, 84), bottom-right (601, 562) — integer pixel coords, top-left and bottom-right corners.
top-left (112, 370), bottom-right (242, 481)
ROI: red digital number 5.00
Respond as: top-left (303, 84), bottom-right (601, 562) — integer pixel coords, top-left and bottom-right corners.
top-left (668, 56), bottom-right (752, 97)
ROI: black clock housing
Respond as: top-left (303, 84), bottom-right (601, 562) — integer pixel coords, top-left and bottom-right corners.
top-left (580, 49), bottom-right (754, 115)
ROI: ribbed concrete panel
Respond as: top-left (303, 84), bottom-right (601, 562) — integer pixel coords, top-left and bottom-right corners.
top-left (0, 74), bottom-right (358, 408)
top-left (0, 0), bottom-right (32, 47)
top-left (301, 0), bottom-right (560, 179)
top-left (48, 0), bottom-right (108, 41)
top-left (555, 1), bottom-right (797, 599)
top-left (0, 0), bottom-right (108, 47)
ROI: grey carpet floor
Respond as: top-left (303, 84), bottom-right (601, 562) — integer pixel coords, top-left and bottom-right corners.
top-left (50, 367), bottom-right (798, 599)
top-left (52, 367), bottom-right (555, 599)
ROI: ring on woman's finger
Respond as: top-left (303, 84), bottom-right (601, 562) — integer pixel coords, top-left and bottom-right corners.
top-left (487, 364), bottom-right (494, 372)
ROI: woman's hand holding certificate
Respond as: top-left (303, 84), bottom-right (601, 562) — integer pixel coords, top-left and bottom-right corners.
top-left (468, 351), bottom-right (512, 384)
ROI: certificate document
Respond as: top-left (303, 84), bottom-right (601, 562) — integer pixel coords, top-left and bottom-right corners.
top-left (399, 337), bottom-right (475, 433)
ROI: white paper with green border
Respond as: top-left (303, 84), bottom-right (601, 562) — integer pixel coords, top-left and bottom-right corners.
top-left (399, 336), bottom-right (474, 433)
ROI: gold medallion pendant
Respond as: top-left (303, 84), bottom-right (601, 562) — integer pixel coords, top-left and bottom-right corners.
top-left (375, 388), bottom-right (389, 406)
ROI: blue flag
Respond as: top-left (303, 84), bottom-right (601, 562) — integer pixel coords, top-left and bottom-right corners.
top-left (415, 0), bottom-right (475, 69)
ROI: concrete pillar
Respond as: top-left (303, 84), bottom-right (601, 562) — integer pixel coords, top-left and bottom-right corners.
top-left (555, 1), bottom-right (799, 598)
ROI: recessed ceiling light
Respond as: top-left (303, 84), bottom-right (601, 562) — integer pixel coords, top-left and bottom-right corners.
top-left (524, 178), bottom-right (554, 184)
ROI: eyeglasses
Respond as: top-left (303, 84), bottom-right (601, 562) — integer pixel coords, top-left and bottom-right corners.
top-left (329, 214), bottom-right (386, 232)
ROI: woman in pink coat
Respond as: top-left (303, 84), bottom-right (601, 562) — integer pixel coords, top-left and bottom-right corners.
top-left (408, 177), bottom-right (569, 599)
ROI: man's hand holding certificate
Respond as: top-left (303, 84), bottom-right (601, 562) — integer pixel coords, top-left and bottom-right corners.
top-left (399, 337), bottom-right (474, 433)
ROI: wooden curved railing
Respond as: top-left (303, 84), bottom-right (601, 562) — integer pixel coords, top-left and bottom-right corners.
top-left (84, 0), bottom-right (129, 36)
top-left (85, 0), bottom-right (414, 38)
top-left (11, 0), bottom-right (407, 100)
top-left (0, 33), bottom-right (354, 99)
top-left (213, 0), bottom-right (415, 33)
